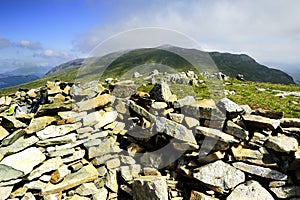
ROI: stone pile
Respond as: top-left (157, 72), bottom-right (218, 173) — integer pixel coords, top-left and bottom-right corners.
top-left (0, 74), bottom-right (299, 200)
top-left (142, 70), bottom-right (204, 86)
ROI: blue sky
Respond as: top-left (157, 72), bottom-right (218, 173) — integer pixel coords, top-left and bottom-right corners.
top-left (0, 0), bottom-right (300, 74)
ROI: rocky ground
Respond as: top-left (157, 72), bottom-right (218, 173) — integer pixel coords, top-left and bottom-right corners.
top-left (0, 71), bottom-right (300, 200)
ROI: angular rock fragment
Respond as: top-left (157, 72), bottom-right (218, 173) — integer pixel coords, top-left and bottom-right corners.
top-left (82, 110), bottom-right (117, 128)
top-left (196, 126), bottom-right (239, 144)
top-left (37, 133), bottom-right (77, 146)
top-left (75, 94), bottom-right (115, 112)
top-left (26, 116), bottom-right (56, 134)
top-left (58, 111), bottom-right (87, 122)
top-left (156, 117), bottom-right (197, 145)
top-left (227, 180), bottom-right (274, 200)
top-left (112, 80), bottom-right (137, 98)
top-left (252, 108), bottom-right (284, 119)
top-left (216, 97), bottom-right (244, 119)
top-left (1, 129), bottom-right (26, 146)
top-left (182, 99), bottom-right (225, 120)
top-left (280, 118), bottom-right (300, 127)
top-left (242, 115), bottom-right (280, 130)
top-left (0, 126), bottom-right (10, 140)
top-left (1, 116), bottom-right (27, 129)
top-left (270, 185), bottom-right (300, 199)
top-left (75, 182), bottom-right (99, 196)
top-left (232, 162), bottom-right (287, 180)
top-left (0, 164), bottom-right (24, 182)
top-left (129, 100), bottom-right (156, 122)
top-left (169, 113), bottom-right (184, 123)
top-left (224, 120), bottom-right (248, 140)
top-left (42, 163), bottom-right (98, 195)
top-left (232, 145), bottom-right (277, 167)
top-left (149, 82), bottom-right (173, 102)
top-left (27, 157), bottom-right (63, 180)
top-left (133, 176), bottom-right (168, 200)
top-left (184, 116), bottom-right (199, 128)
top-left (264, 134), bottom-right (298, 153)
top-left (92, 187), bottom-right (108, 200)
top-left (36, 124), bottom-right (80, 140)
top-left (0, 147), bottom-right (46, 175)
top-left (36, 101), bottom-right (72, 116)
top-left (174, 96), bottom-right (196, 108)
top-left (0, 135), bottom-right (39, 156)
top-left (105, 170), bottom-right (118, 193)
top-left (193, 160), bottom-right (245, 193)
top-left (86, 137), bottom-right (121, 159)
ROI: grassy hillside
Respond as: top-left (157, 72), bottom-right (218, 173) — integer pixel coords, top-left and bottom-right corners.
top-left (209, 52), bottom-right (294, 84)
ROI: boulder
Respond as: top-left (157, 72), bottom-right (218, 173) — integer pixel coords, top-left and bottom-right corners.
top-left (193, 160), bottom-right (245, 193)
top-left (182, 99), bottom-right (225, 121)
top-left (133, 176), bottom-right (168, 200)
top-left (264, 134), bottom-right (298, 153)
top-left (111, 80), bottom-right (137, 98)
top-left (149, 82), bottom-right (173, 102)
top-left (216, 97), bottom-right (244, 119)
top-left (227, 180), bottom-right (274, 200)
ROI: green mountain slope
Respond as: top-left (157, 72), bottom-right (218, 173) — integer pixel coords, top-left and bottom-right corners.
top-left (209, 52), bottom-right (294, 84)
top-left (45, 46), bottom-right (295, 84)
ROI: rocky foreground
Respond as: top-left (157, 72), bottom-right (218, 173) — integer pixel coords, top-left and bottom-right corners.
top-left (0, 72), bottom-right (300, 200)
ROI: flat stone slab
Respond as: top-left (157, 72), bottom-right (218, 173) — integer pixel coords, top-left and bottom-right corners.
top-left (36, 124), bottom-right (80, 140)
top-left (196, 126), bottom-right (239, 144)
top-left (1, 116), bottom-right (27, 129)
top-left (156, 117), bottom-right (197, 145)
top-left (224, 120), bottom-right (248, 140)
top-left (232, 162), bottom-right (287, 180)
top-left (26, 116), bottom-right (56, 134)
top-left (75, 94), bottom-right (115, 112)
top-left (0, 164), bottom-right (24, 182)
top-left (0, 147), bottom-right (46, 175)
top-left (0, 135), bottom-right (39, 156)
top-left (280, 118), bottom-right (300, 127)
top-left (264, 134), bottom-right (298, 153)
top-left (41, 163), bottom-right (98, 195)
top-left (182, 99), bottom-right (225, 120)
top-left (27, 157), bottom-right (63, 180)
top-left (242, 115), bottom-right (280, 130)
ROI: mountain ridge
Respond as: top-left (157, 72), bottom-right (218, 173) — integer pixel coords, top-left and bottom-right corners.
top-left (45, 46), bottom-right (295, 85)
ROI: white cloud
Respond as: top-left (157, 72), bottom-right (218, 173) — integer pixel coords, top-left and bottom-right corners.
top-left (37, 49), bottom-right (70, 58)
top-left (74, 0), bottom-right (300, 68)
top-left (18, 40), bottom-right (42, 50)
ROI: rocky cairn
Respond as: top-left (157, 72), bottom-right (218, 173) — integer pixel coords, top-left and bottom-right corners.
top-left (0, 71), bottom-right (299, 200)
